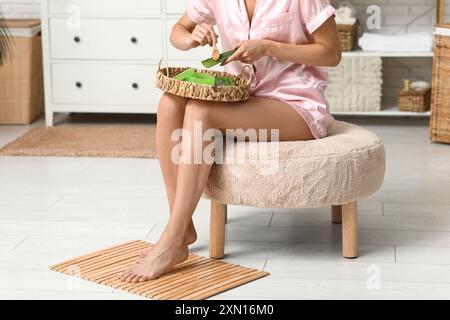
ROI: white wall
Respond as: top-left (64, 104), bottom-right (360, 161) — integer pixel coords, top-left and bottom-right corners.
top-left (0, 0), bottom-right (40, 19)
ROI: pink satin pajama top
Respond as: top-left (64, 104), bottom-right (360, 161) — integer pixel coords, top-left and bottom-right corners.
top-left (187, 0), bottom-right (336, 139)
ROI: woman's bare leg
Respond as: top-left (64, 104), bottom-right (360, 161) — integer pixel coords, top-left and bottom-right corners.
top-left (140, 93), bottom-right (196, 261)
top-left (121, 97), bottom-right (314, 282)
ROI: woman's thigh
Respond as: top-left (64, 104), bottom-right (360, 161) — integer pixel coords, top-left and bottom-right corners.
top-left (186, 97), bottom-right (314, 141)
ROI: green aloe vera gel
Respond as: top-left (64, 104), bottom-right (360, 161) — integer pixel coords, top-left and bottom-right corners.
top-left (201, 49), bottom-right (237, 68)
top-left (174, 68), bottom-right (196, 81)
top-left (174, 69), bottom-right (236, 87)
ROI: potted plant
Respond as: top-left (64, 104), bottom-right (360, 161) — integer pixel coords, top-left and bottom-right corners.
top-left (0, 9), bottom-right (12, 65)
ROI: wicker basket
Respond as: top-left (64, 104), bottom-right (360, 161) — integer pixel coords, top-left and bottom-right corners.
top-left (337, 22), bottom-right (358, 52)
top-left (156, 61), bottom-right (253, 102)
top-left (0, 20), bottom-right (43, 124)
top-left (430, 24), bottom-right (450, 143)
top-left (398, 80), bottom-right (431, 113)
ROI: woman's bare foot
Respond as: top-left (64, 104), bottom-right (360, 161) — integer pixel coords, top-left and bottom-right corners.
top-left (120, 236), bottom-right (189, 282)
top-left (137, 221), bottom-right (196, 262)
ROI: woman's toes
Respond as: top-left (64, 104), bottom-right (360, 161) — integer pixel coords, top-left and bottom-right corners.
top-left (138, 276), bottom-right (147, 283)
top-left (124, 272), bottom-right (137, 283)
top-left (120, 270), bottom-right (131, 280)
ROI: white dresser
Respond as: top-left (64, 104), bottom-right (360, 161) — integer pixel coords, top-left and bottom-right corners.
top-left (41, 0), bottom-right (216, 126)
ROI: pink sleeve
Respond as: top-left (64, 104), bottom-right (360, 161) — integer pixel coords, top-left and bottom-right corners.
top-left (187, 0), bottom-right (216, 25)
top-left (299, 0), bottom-right (336, 34)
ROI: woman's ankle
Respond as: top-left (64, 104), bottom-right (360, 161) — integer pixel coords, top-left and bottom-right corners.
top-left (160, 222), bottom-right (189, 244)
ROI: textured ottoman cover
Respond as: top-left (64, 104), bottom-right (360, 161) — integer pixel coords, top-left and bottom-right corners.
top-left (203, 121), bottom-right (385, 208)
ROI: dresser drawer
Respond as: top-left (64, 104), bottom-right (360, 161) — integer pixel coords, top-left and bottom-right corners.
top-left (47, 0), bottom-right (161, 16)
top-left (51, 64), bottom-right (161, 106)
top-left (49, 18), bottom-right (163, 60)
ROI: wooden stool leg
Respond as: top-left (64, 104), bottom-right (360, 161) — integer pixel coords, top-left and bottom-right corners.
top-left (342, 201), bottom-right (358, 259)
top-left (210, 201), bottom-right (226, 259)
top-left (224, 209), bottom-right (228, 225)
top-left (331, 205), bottom-right (342, 224)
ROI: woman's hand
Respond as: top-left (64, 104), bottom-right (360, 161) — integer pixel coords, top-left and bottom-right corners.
top-left (223, 40), bottom-right (269, 65)
top-left (187, 23), bottom-right (218, 48)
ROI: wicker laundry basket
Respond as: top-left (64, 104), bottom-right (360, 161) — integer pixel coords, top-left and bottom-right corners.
top-left (430, 24), bottom-right (450, 143)
top-left (337, 22), bottom-right (358, 52)
top-left (0, 20), bottom-right (43, 124)
top-left (398, 80), bottom-right (431, 113)
top-left (156, 61), bottom-right (253, 102)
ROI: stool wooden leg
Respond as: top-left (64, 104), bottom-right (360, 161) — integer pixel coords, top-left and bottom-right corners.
top-left (342, 201), bottom-right (358, 259)
top-left (331, 205), bottom-right (342, 224)
top-left (210, 200), bottom-right (226, 259)
top-left (224, 209), bottom-right (228, 225)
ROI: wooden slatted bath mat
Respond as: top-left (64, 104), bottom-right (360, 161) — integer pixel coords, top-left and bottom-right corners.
top-left (49, 240), bottom-right (269, 300)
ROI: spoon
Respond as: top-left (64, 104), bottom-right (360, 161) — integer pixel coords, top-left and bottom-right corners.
top-left (212, 34), bottom-right (220, 61)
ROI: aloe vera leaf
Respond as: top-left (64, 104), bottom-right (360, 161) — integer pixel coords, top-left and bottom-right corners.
top-left (174, 68), bottom-right (196, 80)
top-left (185, 74), bottom-right (216, 86)
top-left (201, 49), bottom-right (237, 68)
top-left (214, 77), bottom-right (236, 86)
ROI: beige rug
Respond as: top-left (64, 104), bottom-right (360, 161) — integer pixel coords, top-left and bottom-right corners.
top-left (0, 126), bottom-right (157, 158)
top-left (50, 240), bottom-right (270, 300)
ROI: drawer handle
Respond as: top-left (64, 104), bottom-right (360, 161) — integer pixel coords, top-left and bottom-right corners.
top-left (132, 83), bottom-right (139, 90)
top-left (74, 36), bottom-right (81, 43)
top-left (131, 37), bottom-right (138, 44)
top-left (75, 82), bottom-right (83, 89)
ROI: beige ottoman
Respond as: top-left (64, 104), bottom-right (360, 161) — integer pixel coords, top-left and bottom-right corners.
top-left (203, 121), bottom-right (386, 259)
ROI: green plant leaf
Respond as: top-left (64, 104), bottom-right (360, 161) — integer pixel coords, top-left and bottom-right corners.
top-left (0, 9), bottom-right (12, 65)
top-left (201, 49), bottom-right (237, 69)
top-left (174, 68), bottom-right (196, 81)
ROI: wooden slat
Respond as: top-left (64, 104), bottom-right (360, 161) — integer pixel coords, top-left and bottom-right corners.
top-left (109, 256), bottom-right (207, 288)
top-left (133, 261), bottom-right (224, 296)
top-left (49, 240), bottom-right (141, 270)
top-left (148, 263), bottom-right (238, 299)
top-left (189, 271), bottom-right (270, 300)
top-left (77, 244), bottom-right (150, 273)
top-left (88, 261), bottom-right (136, 281)
top-left (65, 243), bottom-right (150, 272)
top-left (160, 266), bottom-right (247, 300)
top-left (49, 240), bottom-right (269, 300)
top-left (117, 257), bottom-right (209, 292)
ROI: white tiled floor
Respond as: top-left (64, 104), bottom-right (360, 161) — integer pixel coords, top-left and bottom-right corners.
top-left (1, 115), bottom-right (450, 300)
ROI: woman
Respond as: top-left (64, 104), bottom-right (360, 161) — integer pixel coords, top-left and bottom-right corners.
top-left (120, 0), bottom-right (341, 282)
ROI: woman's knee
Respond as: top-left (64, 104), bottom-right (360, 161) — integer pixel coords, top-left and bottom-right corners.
top-left (184, 100), bottom-right (213, 126)
top-left (157, 93), bottom-right (188, 121)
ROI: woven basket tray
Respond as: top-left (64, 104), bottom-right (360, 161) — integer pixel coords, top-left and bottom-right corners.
top-left (156, 61), bottom-right (253, 102)
top-left (337, 22), bottom-right (358, 52)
